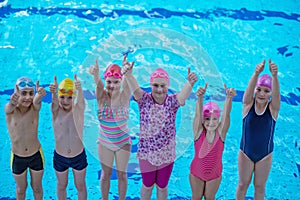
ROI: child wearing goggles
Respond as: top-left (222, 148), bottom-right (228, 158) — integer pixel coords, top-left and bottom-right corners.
top-left (89, 58), bottom-right (132, 200)
top-left (189, 83), bottom-right (236, 200)
top-left (4, 76), bottom-right (46, 199)
top-left (122, 56), bottom-right (198, 200)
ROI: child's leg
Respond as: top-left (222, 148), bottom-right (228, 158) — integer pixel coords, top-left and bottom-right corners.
top-left (115, 144), bottom-right (131, 200)
top-left (55, 169), bottom-right (69, 200)
top-left (204, 176), bottom-right (221, 200)
top-left (98, 144), bottom-right (115, 200)
top-left (73, 168), bottom-right (87, 200)
top-left (139, 159), bottom-right (156, 200)
top-left (189, 173), bottom-right (205, 200)
top-left (156, 162), bottom-right (174, 200)
top-left (13, 171), bottom-right (28, 200)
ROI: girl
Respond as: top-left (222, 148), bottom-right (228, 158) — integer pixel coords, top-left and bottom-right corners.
top-left (190, 83), bottom-right (236, 200)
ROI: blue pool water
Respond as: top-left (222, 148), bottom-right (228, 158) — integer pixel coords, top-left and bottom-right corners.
top-left (0, 0), bottom-right (300, 199)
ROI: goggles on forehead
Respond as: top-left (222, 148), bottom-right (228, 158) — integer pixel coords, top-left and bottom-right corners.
top-left (18, 81), bottom-right (35, 88)
top-left (203, 109), bottom-right (221, 118)
top-left (104, 71), bottom-right (122, 79)
top-left (58, 88), bottom-right (75, 96)
top-left (151, 71), bottom-right (169, 79)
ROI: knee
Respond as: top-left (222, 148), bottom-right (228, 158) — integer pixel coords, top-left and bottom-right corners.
top-left (31, 185), bottom-right (43, 194)
top-left (57, 180), bottom-right (68, 190)
top-left (117, 171), bottom-right (127, 182)
top-left (204, 194), bottom-right (215, 200)
top-left (101, 169), bottom-right (112, 181)
top-left (16, 184), bottom-right (27, 196)
top-left (75, 182), bottom-right (87, 192)
top-left (237, 180), bottom-right (250, 191)
top-left (254, 182), bottom-right (266, 193)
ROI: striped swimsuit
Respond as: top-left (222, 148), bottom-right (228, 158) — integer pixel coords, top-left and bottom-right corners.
top-left (190, 130), bottom-right (224, 181)
top-left (97, 104), bottom-right (131, 151)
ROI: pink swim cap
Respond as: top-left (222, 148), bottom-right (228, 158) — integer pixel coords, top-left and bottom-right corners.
top-left (256, 74), bottom-right (272, 90)
top-left (203, 102), bottom-right (221, 118)
top-left (104, 64), bottom-right (122, 79)
top-left (150, 68), bottom-right (170, 85)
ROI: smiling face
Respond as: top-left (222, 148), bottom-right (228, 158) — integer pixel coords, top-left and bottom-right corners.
top-left (58, 95), bottom-right (73, 111)
top-left (18, 89), bottom-right (35, 107)
top-left (255, 86), bottom-right (272, 104)
top-left (151, 78), bottom-right (169, 103)
top-left (105, 76), bottom-right (122, 95)
top-left (203, 116), bottom-right (220, 132)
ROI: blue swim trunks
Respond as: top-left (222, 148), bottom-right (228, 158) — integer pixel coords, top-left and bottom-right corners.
top-left (53, 149), bottom-right (88, 172)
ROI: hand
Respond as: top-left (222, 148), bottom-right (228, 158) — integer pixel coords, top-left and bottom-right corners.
top-left (268, 59), bottom-right (278, 77)
top-left (196, 82), bottom-right (208, 97)
top-left (36, 80), bottom-right (46, 97)
top-left (255, 60), bottom-right (265, 75)
top-left (224, 84), bottom-right (236, 97)
top-left (187, 71), bottom-right (198, 86)
top-left (121, 55), bottom-right (134, 75)
top-left (74, 74), bottom-right (82, 91)
top-left (89, 60), bottom-right (99, 76)
top-left (10, 85), bottom-right (20, 106)
top-left (49, 76), bottom-right (58, 94)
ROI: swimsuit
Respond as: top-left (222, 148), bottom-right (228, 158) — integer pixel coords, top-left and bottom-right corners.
top-left (53, 149), bottom-right (88, 172)
top-left (11, 147), bottom-right (44, 175)
top-left (135, 92), bottom-right (181, 166)
top-left (240, 102), bottom-right (276, 163)
top-left (190, 130), bottom-right (224, 181)
top-left (98, 104), bottom-right (131, 151)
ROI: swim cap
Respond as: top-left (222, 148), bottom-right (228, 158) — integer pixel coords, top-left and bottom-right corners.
top-left (203, 102), bottom-right (221, 118)
top-left (15, 76), bottom-right (35, 91)
top-left (256, 74), bottom-right (272, 90)
top-left (150, 68), bottom-right (170, 86)
top-left (104, 64), bottom-right (122, 79)
top-left (58, 78), bottom-right (76, 97)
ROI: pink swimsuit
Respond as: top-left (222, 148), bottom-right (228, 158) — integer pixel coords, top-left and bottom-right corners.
top-left (190, 130), bottom-right (224, 181)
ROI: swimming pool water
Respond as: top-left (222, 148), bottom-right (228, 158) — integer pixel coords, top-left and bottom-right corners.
top-left (0, 0), bottom-right (300, 199)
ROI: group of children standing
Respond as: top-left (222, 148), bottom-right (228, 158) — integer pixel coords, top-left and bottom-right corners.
top-left (5, 56), bottom-right (280, 200)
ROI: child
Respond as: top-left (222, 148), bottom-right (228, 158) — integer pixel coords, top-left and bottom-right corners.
top-left (49, 75), bottom-right (87, 200)
top-left (89, 57), bottom-right (133, 200)
top-left (236, 59), bottom-right (280, 200)
top-left (5, 76), bottom-right (46, 200)
top-left (189, 83), bottom-right (236, 200)
top-left (122, 58), bottom-right (198, 200)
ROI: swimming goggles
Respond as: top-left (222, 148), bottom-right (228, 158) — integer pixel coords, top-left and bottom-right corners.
top-left (104, 71), bottom-right (122, 79)
top-left (151, 71), bottom-right (169, 79)
top-left (18, 81), bottom-right (35, 87)
top-left (203, 109), bottom-right (220, 114)
top-left (59, 88), bottom-right (74, 95)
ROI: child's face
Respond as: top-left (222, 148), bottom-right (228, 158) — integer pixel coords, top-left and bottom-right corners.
top-left (151, 78), bottom-right (169, 100)
top-left (203, 116), bottom-right (219, 131)
top-left (255, 86), bottom-right (272, 104)
top-left (59, 96), bottom-right (73, 111)
top-left (18, 89), bottom-right (34, 107)
top-left (105, 77), bottom-right (121, 94)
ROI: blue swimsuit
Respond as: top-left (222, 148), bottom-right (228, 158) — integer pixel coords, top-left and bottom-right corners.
top-left (240, 102), bottom-right (276, 163)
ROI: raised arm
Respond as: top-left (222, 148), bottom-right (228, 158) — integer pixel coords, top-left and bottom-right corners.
top-left (33, 80), bottom-right (46, 111)
top-left (74, 74), bottom-right (85, 110)
top-left (89, 60), bottom-right (105, 101)
top-left (122, 55), bottom-right (143, 101)
top-left (268, 59), bottom-right (280, 118)
top-left (243, 60), bottom-right (265, 106)
top-left (4, 85), bottom-right (20, 114)
top-left (218, 84), bottom-right (236, 141)
top-left (177, 68), bottom-right (198, 105)
top-left (193, 83), bottom-right (207, 140)
top-left (49, 76), bottom-right (59, 118)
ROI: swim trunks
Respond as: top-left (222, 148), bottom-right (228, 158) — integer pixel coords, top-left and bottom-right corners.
top-left (190, 130), bottom-right (224, 181)
top-left (11, 148), bottom-right (44, 175)
top-left (240, 102), bottom-right (276, 163)
top-left (53, 149), bottom-right (88, 172)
